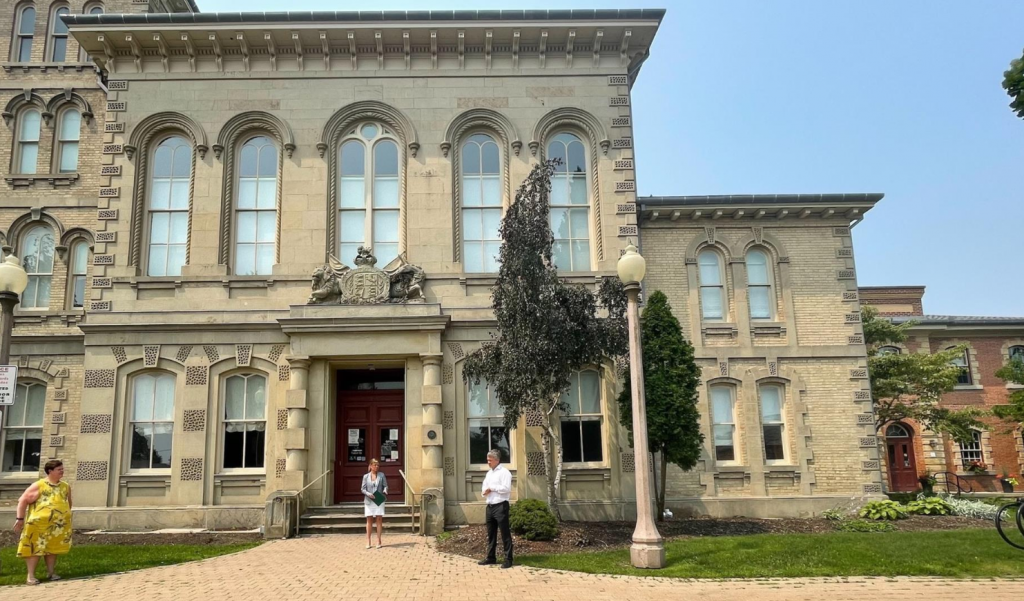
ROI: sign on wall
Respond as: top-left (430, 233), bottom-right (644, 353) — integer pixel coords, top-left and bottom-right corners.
top-left (0, 365), bottom-right (18, 406)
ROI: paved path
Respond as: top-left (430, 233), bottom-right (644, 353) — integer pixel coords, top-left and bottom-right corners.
top-left (13, 534), bottom-right (1024, 600)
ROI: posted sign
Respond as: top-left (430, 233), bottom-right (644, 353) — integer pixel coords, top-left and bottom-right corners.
top-left (0, 365), bottom-right (17, 406)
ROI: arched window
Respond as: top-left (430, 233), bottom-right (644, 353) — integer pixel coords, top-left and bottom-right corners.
top-left (234, 136), bottom-right (277, 276)
top-left (467, 378), bottom-right (510, 466)
top-left (47, 5), bottom-right (70, 62)
top-left (560, 370), bottom-right (603, 464)
top-left (20, 225), bottom-right (54, 309)
top-left (2, 382), bottom-right (45, 473)
top-left (885, 423), bottom-right (910, 438)
top-left (130, 373), bottom-right (175, 470)
top-left (147, 136), bottom-right (191, 277)
top-left (79, 4), bottom-right (103, 61)
top-left (68, 240), bottom-right (89, 308)
top-left (223, 373), bottom-right (266, 470)
top-left (759, 384), bottom-right (786, 462)
top-left (14, 5), bottom-right (35, 62)
top-left (547, 132), bottom-right (590, 271)
top-left (1009, 345), bottom-right (1024, 363)
top-left (877, 346), bottom-right (901, 356)
top-left (338, 123), bottom-right (399, 266)
top-left (55, 108), bottom-right (80, 173)
top-left (958, 429), bottom-right (983, 469)
top-left (710, 386), bottom-right (737, 463)
top-left (461, 133), bottom-right (501, 273)
top-left (15, 109), bottom-right (42, 174)
top-left (949, 348), bottom-right (972, 385)
top-left (698, 249), bottom-right (725, 321)
top-left (745, 248), bottom-right (773, 320)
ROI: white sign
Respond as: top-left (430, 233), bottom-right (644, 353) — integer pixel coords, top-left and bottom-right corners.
top-left (389, 429), bottom-right (398, 440)
top-left (391, 450), bottom-right (399, 460)
top-left (0, 366), bottom-right (17, 406)
top-left (348, 429), bottom-right (360, 445)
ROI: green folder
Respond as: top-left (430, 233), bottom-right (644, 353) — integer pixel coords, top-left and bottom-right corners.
top-left (372, 491), bottom-right (386, 506)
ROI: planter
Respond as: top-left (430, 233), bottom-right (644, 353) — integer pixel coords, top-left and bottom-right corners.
top-left (1001, 479), bottom-right (1015, 493)
top-left (919, 480), bottom-right (934, 496)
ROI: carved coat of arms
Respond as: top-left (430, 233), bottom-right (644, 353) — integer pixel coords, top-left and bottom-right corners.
top-left (308, 246), bottom-right (425, 305)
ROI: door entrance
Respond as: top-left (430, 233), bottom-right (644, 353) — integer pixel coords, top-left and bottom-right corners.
top-left (885, 422), bottom-right (918, 492)
top-left (335, 370), bottom-right (405, 503)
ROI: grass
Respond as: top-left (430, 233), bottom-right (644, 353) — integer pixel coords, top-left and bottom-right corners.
top-left (517, 529), bottom-right (1024, 578)
top-left (0, 542), bottom-right (259, 586)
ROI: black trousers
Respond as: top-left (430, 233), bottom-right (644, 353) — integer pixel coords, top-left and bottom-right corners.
top-left (485, 501), bottom-right (513, 564)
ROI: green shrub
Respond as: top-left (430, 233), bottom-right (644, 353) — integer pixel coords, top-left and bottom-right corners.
top-left (886, 492), bottom-right (918, 504)
top-left (509, 499), bottom-right (559, 541)
top-left (858, 500), bottom-right (908, 520)
top-left (821, 508), bottom-right (845, 521)
top-left (906, 497), bottom-right (952, 516)
top-left (837, 519), bottom-right (896, 533)
top-left (435, 530), bottom-right (455, 543)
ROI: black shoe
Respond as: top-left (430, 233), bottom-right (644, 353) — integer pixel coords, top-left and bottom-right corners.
top-left (501, 561), bottom-right (513, 569)
top-left (478, 559), bottom-right (496, 566)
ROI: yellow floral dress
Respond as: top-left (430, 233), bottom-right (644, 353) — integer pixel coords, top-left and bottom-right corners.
top-left (17, 479), bottom-right (72, 558)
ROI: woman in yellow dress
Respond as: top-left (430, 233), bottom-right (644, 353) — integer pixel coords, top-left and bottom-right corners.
top-left (14, 460), bottom-right (73, 585)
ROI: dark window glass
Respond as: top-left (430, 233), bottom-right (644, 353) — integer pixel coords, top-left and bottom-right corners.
top-left (347, 427), bottom-right (367, 462)
top-left (244, 425), bottom-right (266, 468)
top-left (580, 419), bottom-right (603, 462)
top-left (469, 423), bottom-right (490, 465)
top-left (715, 444), bottom-right (735, 462)
top-left (560, 420), bottom-right (582, 463)
top-left (490, 426), bottom-right (510, 463)
top-left (338, 369), bottom-right (404, 390)
top-left (224, 428), bottom-right (244, 469)
top-left (763, 425), bottom-right (785, 460)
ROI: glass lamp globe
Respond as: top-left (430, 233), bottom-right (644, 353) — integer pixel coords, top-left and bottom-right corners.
top-left (0, 255), bottom-right (29, 296)
top-left (616, 243), bottom-right (646, 285)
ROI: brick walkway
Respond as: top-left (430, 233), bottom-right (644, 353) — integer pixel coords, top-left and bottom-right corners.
top-left (22, 534), bottom-right (1024, 600)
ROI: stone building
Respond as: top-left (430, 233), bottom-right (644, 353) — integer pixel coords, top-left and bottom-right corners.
top-left (861, 286), bottom-right (1024, 493)
top-left (0, 5), bottom-right (885, 534)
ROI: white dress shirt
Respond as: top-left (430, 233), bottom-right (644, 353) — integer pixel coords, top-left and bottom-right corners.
top-left (482, 463), bottom-right (512, 505)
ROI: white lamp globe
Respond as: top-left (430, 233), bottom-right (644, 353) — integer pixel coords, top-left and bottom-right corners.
top-left (0, 255), bottom-right (29, 296)
top-left (616, 243), bottom-right (646, 285)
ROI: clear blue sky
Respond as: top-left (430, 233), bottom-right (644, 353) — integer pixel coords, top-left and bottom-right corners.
top-left (202, 1), bottom-right (1024, 317)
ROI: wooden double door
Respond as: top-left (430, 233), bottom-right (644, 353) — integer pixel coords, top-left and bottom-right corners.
top-left (886, 424), bottom-right (919, 492)
top-left (335, 389), bottom-right (404, 502)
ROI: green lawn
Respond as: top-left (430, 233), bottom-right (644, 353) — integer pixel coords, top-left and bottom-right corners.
top-left (517, 530), bottom-right (1024, 578)
top-left (0, 542), bottom-right (259, 586)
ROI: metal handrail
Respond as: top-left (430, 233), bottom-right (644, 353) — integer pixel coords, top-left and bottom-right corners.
top-left (398, 469), bottom-right (426, 535)
top-left (290, 468), bottom-right (331, 537)
top-left (934, 471), bottom-right (974, 497)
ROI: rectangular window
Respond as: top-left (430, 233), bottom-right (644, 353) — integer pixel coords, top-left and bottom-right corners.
top-left (2, 383), bottom-right (45, 473)
top-left (58, 110), bottom-right (81, 173)
top-left (959, 431), bottom-right (984, 469)
top-left (17, 110), bottom-right (41, 175)
top-left (223, 374), bottom-right (266, 470)
top-left (130, 374), bottom-right (175, 470)
top-left (69, 241), bottom-right (88, 308)
top-left (710, 386), bottom-right (736, 462)
top-left (698, 251), bottom-right (724, 320)
top-left (467, 379), bottom-right (510, 465)
top-left (560, 371), bottom-right (603, 464)
top-left (759, 385), bottom-right (786, 462)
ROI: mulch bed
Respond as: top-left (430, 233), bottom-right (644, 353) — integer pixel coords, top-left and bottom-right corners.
top-left (436, 515), bottom-right (991, 557)
top-left (0, 530), bottom-right (261, 548)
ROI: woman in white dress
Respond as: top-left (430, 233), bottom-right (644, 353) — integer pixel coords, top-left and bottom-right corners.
top-left (362, 458), bottom-right (388, 549)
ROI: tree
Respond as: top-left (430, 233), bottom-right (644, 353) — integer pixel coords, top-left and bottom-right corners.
top-left (462, 160), bottom-right (628, 519)
top-left (616, 290), bottom-right (702, 521)
top-left (1003, 47), bottom-right (1024, 120)
top-left (993, 357), bottom-right (1024, 426)
top-left (863, 306), bottom-right (983, 444)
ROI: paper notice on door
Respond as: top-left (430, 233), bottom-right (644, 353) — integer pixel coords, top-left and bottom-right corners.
top-left (390, 429), bottom-right (398, 440)
top-left (391, 450), bottom-right (399, 460)
top-left (348, 429), bottom-right (359, 444)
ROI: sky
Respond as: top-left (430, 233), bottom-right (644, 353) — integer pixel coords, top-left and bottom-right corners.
top-left (200, 1), bottom-right (1024, 317)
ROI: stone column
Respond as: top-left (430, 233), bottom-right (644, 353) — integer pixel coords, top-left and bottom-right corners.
top-left (283, 356), bottom-right (310, 491)
top-left (420, 353), bottom-right (444, 534)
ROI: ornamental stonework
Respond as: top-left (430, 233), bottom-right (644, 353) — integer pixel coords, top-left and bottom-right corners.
top-left (84, 369), bottom-right (115, 388)
top-left (444, 457), bottom-right (455, 477)
top-left (203, 346), bottom-right (220, 363)
top-left (268, 344), bottom-right (286, 363)
top-left (80, 414), bottom-right (113, 434)
top-left (236, 345), bottom-right (253, 367)
top-left (143, 345), bottom-right (160, 367)
top-left (277, 409), bottom-right (288, 430)
top-left (308, 247), bottom-right (425, 305)
top-left (180, 458), bottom-right (203, 481)
top-left (621, 451), bottom-right (636, 473)
top-left (77, 461), bottom-right (108, 481)
top-left (526, 451), bottom-right (547, 476)
top-left (176, 345), bottom-right (193, 363)
top-left (182, 410), bottom-right (206, 432)
top-left (185, 366), bottom-right (208, 386)
top-left (446, 342), bottom-right (464, 360)
top-left (111, 346), bottom-right (128, 363)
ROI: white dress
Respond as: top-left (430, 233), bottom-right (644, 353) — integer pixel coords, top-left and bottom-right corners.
top-left (364, 474), bottom-right (386, 517)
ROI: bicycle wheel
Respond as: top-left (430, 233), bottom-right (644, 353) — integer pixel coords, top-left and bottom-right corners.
top-left (995, 502), bottom-right (1024, 550)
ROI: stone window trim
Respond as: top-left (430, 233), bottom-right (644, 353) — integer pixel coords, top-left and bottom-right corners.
top-left (465, 378), bottom-right (513, 468)
top-left (209, 360), bottom-right (277, 476)
top-left (695, 245), bottom-right (730, 323)
top-left (952, 429), bottom-right (992, 475)
top-left (442, 109), bottom-right (518, 265)
top-left (63, 231), bottom-right (93, 310)
top-left (1002, 341), bottom-right (1024, 389)
top-left (121, 367), bottom-right (181, 476)
top-left (10, 3), bottom-right (36, 63)
top-left (45, 3), bottom-right (71, 63)
top-left (531, 107), bottom-right (608, 263)
top-left (320, 101), bottom-right (417, 263)
top-left (745, 368), bottom-right (811, 475)
top-left (219, 371), bottom-right (269, 474)
top-left (708, 381), bottom-right (741, 467)
top-left (738, 237), bottom-right (788, 323)
top-left (941, 341), bottom-right (982, 389)
top-left (10, 106), bottom-right (43, 175)
top-left (125, 112), bottom-right (209, 273)
top-left (558, 369), bottom-right (608, 469)
top-left (214, 112), bottom-right (295, 271)
top-left (0, 380), bottom-right (47, 475)
top-left (455, 362), bottom-right (516, 473)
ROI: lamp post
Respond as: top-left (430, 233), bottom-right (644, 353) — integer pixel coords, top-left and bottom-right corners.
top-left (0, 255), bottom-right (29, 365)
top-left (616, 242), bottom-right (665, 569)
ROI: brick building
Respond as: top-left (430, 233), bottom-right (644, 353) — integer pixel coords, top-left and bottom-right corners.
top-left (861, 286), bottom-right (1024, 492)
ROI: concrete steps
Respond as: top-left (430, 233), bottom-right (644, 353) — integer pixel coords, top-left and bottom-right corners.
top-left (299, 504), bottom-right (420, 536)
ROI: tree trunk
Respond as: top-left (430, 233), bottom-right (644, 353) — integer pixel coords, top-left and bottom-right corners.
top-left (659, 447), bottom-right (668, 520)
top-left (652, 450), bottom-right (662, 522)
top-left (541, 417), bottom-right (563, 521)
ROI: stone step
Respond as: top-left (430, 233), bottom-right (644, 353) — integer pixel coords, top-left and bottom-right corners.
top-left (303, 504), bottom-right (415, 517)
top-left (301, 513), bottom-right (419, 526)
top-left (299, 522), bottom-right (420, 535)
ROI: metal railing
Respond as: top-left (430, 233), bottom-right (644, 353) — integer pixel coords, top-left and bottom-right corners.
top-left (398, 469), bottom-right (426, 536)
top-left (290, 468), bottom-right (332, 537)
top-left (934, 471), bottom-right (974, 497)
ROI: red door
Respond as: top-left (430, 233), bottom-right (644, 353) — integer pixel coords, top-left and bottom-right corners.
top-left (335, 389), bottom-right (404, 502)
top-left (885, 423), bottom-right (918, 492)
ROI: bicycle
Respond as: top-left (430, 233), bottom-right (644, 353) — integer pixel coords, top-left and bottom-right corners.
top-left (994, 499), bottom-right (1024, 549)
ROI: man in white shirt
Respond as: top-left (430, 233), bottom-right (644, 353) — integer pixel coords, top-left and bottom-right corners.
top-left (479, 448), bottom-right (513, 568)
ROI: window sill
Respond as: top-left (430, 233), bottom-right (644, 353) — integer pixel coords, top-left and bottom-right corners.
top-left (4, 173), bottom-right (79, 188)
top-left (0, 472), bottom-right (39, 482)
top-left (764, 464), bottom-right (800, 473)
top-left (954, 384), bottom-right (984, 391)
top-left (216, 470), bottom-right (267, 478)
top-left (701, 322), bottom-right (738, 338)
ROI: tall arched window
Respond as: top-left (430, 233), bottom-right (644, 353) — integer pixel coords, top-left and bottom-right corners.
top-left (223, 373), bottom-right (266, 470)
top-left (461, 133), bottom-right (501, 273)
top-left (958, 429), bottom-right (983, 469)
top-left (130, 373), bottom-right (175, 470)
top-left (698, 249), bottom-right (725, 321)
top-left (759, 384), bottom-right (786, 462)
top-left (949, 348), bottom-right (972, 385)
top-left (20, 225), bottom-right (54, 309)
top-left (2, 382), bottom-right (45, 473)
top-left (234, 136), bottom-right (277, 276)
top-left (547, 132), bottom-right (590, 271)
top-left (147, 136), bottom-right (191, 277)
top-left (1009, 345), bottom-right (1024, 363)
top-left (68, 240), bottom-right (89, 308)
top-left (467, 378), bottom-right (510, 466)
top-left (710, 386), bottom-right (737, 463)
top-left (47, 5), bottom-right (70, 62)
top-left (560, 370), bottom-right (603, 464)
top-left (14, 5), bottom-right (35, 62)
top-left (15, 109), bottom-right (42, 174)
top-left (877, 346), bottom-right (901, 356)
top-left (338, 123), bottom-right (399, 266)
top-left (745, 248), bottom-right (773, 320)
top-left (79, 4), bottom-right (103, 61)
top-left (55, 108), bottom-right (80, 173)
